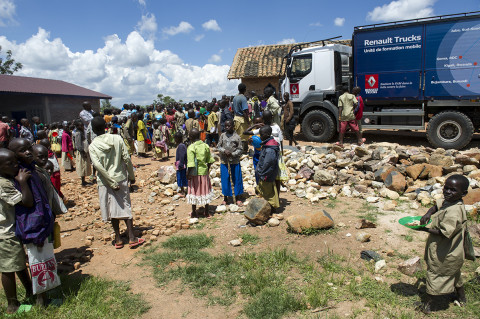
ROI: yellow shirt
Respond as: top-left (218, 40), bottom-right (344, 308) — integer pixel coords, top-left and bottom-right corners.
top-left (137, 120), bottom-right (146, 141)
top-left (338, 93), bottom-right (358, 121)
top-left (207, 112), bottom-right (218, 133)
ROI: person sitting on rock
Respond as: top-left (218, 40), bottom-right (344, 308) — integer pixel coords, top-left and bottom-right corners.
top-left (255, 126), bottom-right (280, 214)
top-left (217, 119), bottom-right (244, 206)
top-left (88, 117), bottom-right (144, 249)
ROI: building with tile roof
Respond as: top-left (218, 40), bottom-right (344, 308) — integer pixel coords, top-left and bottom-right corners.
top-left (228, 40), bottom-right (351, 97)
top-left (0, 74), bottom-right (111, 124)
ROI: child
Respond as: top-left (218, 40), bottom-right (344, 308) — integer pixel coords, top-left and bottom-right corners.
top-left (9, 138), bottom-right (55, 306)
top-left (38, 138), bottom-right (63, 199)
top-left (152, 121), bottom-right (167, 161)
top-left (48, 123), bottom-right (61, 157)
top-left (255, 126), bottom-right (280, 213)
top-left (88, 117), bottom-right (144, 249)
top-left (61, 123), bottom-right (74, 172)
top-left (198, 108), bottom-right (207, 142)
top-left (206, 104), bottom-right (219, 147)
top-left (174, 132), bottom-right (188, 197)
top-left (136, 114), bottom-right (148, 157)
top-left (336, 86), bottom-right (365, 147)
top-left (0, 148), bottom-right (33, 314)
top-left (185, 109), bottom-right (199, 139)
top-left (417, 174), bottom-right (470, 314)
top-left (186, 128), bottom-right (215, 218)
top-left (217, 119), bottom-right (244, 205)
top-left (159, 118), bottom-right (171, 158)
top-left (73, 120), bottom-right (92, 186)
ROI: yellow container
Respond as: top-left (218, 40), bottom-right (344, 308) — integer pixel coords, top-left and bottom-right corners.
top-left (53, 222), bottom-right (61, 249)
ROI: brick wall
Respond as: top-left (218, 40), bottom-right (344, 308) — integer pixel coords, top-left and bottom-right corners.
top-left (0, 94), bottom-right (102, 124)
top-left (242, 77), bottom-right (281, 97)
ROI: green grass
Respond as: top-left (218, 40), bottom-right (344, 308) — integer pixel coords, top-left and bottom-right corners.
top-left (0, 276), bottom-right (149, 319)
top-left (141, 234), bottom-right (480, 319)
top-left (325, 198), bottom-right (338, 209)
top-left (403, 235), bottom-right (413, 242)
top-left (357, 203), bottom-right (380, 223)
top-left (240, 233), bottom-right (260, 245)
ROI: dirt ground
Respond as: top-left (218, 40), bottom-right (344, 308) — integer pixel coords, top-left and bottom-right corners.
top-left (52, 130), bottom-right (477, 318)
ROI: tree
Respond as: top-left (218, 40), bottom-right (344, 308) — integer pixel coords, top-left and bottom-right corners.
top-left (0, 46), bottom-right (22, 75)
top-left (101, 99), bottom-right (113, 112)
top-left (154, 94), bottom-right (176, 106)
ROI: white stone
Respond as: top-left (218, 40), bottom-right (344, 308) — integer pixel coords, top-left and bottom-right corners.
top-left (268, 218), bottom-right (280, 227)
top-left (216, 205), bottom-right (227, 213)
top-left (189, 218), bottom-right (199, 225)
top-left (366, 196), bottom-right (380, 203)
top-left (341, 185), bottom-right (352, 197)
top-left (229, 239), bottom-right (242, 247)
top-left (288, 179), bottom-right (297, 185)
top-left (375, 260), bottom-right (386, 273)
top-left (228, 204), bottom-right (239, 212)
top-left (371, 181), bottom-right (384, 189)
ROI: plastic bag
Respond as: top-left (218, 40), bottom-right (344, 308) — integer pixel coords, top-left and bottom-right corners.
top-left (464, 228), bottom-right (476, 261)
top-left (26, 240), bottom-right (61, 295)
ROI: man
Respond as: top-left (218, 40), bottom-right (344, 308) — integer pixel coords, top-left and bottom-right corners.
top-left (232, 83), bottom-right (250, 152)
top-left (88, 117), bottom-right (143, 249)
top-left (0, 117), bottom-right (10, 148)
top-left (264, 86), bottom-right (281, 127)
top-left (31, 116), bottom-right (43, 141)
top-left (336, 86), bottom-right (365, 147)
top-left (79, 101), bottom-right (94, 135)
top-left (19, 119), bottom-right (33, 143)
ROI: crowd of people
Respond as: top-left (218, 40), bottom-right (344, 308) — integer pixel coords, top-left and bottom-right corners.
top-left (0, 83), bottom-right (471, 314)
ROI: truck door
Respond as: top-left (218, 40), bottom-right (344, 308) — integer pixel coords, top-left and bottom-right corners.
top-left (288, 54), bottom-right (313, 102)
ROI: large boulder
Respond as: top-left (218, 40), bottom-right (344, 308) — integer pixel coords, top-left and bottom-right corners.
top-left (157, 166), bottom-right (176, 184)
top-left (286, 210), bottom-right (334, 234)
top-left (418, 164), bottom-right (443, 179)
top-left (429, 154), bottom-right (454, 167)
top-left (374, 166), bottom-right (396, 182)
top-left (244, 198), bottom-right (271, 225)
top-left (313, 170), bottom-right (335, 186)
top-left (384, 171), bottom-right (406, 192)
top-left (405, 164), bottom-right (425, 180)
top-left (398, 257), bottom-right (422, 276)
top-left (298, 166), bottom-right (315, 180)
top-left (463, 189), bottom-right (480, 205)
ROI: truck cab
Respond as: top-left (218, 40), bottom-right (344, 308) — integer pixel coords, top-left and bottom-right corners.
top-left (281, 44), bottom-right (352, 142)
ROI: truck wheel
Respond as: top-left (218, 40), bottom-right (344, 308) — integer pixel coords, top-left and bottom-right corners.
top-left (301, 110), bottom-right (336, 142)
top-left (426, 111), bottom-right (474, 149)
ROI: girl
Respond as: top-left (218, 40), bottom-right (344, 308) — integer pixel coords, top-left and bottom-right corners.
top-left (175, 132), bottom-right (188, 197)
top-left (61, 123), bottom-right (74, 172)
top-left (152, 121), bottom-right (167, 161)
top-left (48, 123), bottom-right (62, 157)
top-left (38, 138), bottom-right (64, 199)
top-left (186, 128), bottom-right (215, 218)
top-left (198, 108), bottom-right (207, 142)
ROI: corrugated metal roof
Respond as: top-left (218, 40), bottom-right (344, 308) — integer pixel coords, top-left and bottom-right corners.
top-left (0, 74), bottom-right (112, 99)
top-left (228, 40), bottom-right (351, 79)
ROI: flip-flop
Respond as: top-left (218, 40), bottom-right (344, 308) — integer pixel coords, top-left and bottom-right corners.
top-left (129, 238), bottom-right (145, 249)
top-left (335, 142), bottom-right (344, 148)
top-left (5, 304), bottom-right (32, 317)
top-left (114, 243), bottom-right (124, 249)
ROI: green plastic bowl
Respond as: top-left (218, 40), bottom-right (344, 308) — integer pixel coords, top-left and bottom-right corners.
top-left (398, 216), bottom-right (431, 229)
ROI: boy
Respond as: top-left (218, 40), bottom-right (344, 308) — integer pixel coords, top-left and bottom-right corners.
top-left (417, 174), bottom-right (469, 313)
top-left (185, 109), bottom-right (199, 140)
top-left (88, 117), bottom-right (144, 249)
top-left (206, 104), bottom-right (219, 147)
top-left (217, 119), bottom-right (244, 205)
top-left (336, 86), bottom-right (365, 147)
top-left (255, 126), bottom-right (280, 213)
top-left (0, 148), bottom-right (33, 314)
top-left (352, 86), bottom-right (364, 133)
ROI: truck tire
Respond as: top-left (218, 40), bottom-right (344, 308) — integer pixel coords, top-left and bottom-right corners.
top-left (301, 110), bottom-right (336, 142)
top-left (426, 111), bottom-right (474, 149)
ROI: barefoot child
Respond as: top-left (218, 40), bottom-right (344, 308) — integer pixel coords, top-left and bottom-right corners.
top-left (9, 138), bottom-right (55, 306)
top-left (255, 126), bottom-right (280, 214)
top-left (174, 132), bottom-right (188, 197)
top-left (217, 119), bottom-right (244, 205)
top-left (186, 128), bottom-right (215, 218)
top-left (88, 117), bottom-right (144, 249)
top-left (61, 123), bottom-right (74, 171)
top-left (417, 174), bottom-right (470, 313)
top-left (152, 121), bottom-right (167, 161)
top-left (0, 149), bottom-right (33, 314)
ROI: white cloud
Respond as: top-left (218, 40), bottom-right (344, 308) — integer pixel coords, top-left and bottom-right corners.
top-left (0, 0), bottom-right (16, 26)
top-left (367, 0), bottom-right (436, 22)
top-left (334, 17), bottom-right (345, 26)
top-left (138, 0), bottom-right (146, 6)
top-left (277, 38), bottom-right (296, 45)
top-left (202, 19), bottom-right (221, 32)
top-left (136, 13), bottom-right (157, 38)
top-left (0, 27), bottom-right (238, 106)
top-left (209, 54), bottom-right (221, 63)
top-left (309, 22), bottom-right (323, 27)
top-left (162, 21), bottom-right (194, 36)
top-left (194, 34), bottom-right (205, 42)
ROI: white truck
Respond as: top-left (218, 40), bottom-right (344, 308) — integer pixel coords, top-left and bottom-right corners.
top-left (280, 11), bottom-right (480, 149)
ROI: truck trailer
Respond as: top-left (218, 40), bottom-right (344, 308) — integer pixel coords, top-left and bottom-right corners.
top-left (280, 11), bottom-right (480, 149)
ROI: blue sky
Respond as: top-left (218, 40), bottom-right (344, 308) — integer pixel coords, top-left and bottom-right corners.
top-left (1, 0), bottom-right (479, 106)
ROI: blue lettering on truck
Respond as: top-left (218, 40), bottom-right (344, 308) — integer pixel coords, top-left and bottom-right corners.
top-left (354, 25), bottom-right (423, 99)
top-left (424, 19), bottom-right (480, 98)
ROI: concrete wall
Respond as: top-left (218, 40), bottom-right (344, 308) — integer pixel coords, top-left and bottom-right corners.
top-left (0, 94), bottom-right (101, 124)
top-left (241, 77), bottom-right (280, 97)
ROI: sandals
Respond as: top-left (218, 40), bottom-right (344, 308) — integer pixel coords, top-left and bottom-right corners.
top-left (357, 138), bottom-right (366, 146)
top-left (335, 142), bottom-right (344, 148)
top-left (129, 238), bottom-right (145, 249)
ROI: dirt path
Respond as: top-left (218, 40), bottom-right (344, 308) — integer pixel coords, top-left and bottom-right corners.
top-left (54, 137), bottom-right (439, 318)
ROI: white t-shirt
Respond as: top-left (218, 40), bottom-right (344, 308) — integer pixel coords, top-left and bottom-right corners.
top-left (253, 124), bottom-right (283, 145)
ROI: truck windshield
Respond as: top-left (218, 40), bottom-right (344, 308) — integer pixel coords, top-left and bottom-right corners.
top-left (290, 54), bottom-right (312, 78)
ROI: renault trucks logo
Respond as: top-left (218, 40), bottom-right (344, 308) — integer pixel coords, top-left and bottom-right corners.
top-left (290, 83), bottom-right (299, 98)
top-left (365, 74), bottom-right (378, 94)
